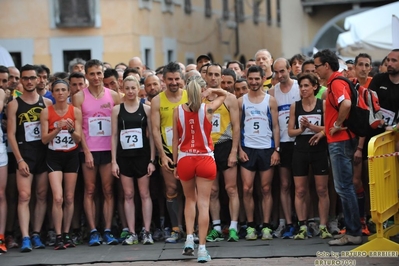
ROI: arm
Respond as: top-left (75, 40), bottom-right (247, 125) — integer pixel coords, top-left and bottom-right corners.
top-left (269, 96), bottom-right (280, 166)
top-left (111, 105), bottom-right (120, 178)
top-left (205, 88), bottom-right (227, 112)
top-left (40, 108), bottom-right (61, 145)
top-left (268, 88), bottom-right (275, 97)
top-left (237, 97), bottom-right (248, 162)
top-left (287, 103), bottom-right (303, 138)
top-left (144, 104), bottom-right (156, 176)
top-left (227, 94), bottom-right (239, 167)
top-left (44, 98), bottom-right (53, 107)
top-left (172, 107), bottom-right (179, 179)
top-left (111, 90), bottom-right (121, 105)
top-left (70, 107), bottom-right (82, 144)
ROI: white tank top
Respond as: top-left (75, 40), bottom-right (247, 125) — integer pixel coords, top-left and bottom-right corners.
top-left (241, 93), bottom-right (274, 149)
top-left (274, 80), bottom-right (300, 142)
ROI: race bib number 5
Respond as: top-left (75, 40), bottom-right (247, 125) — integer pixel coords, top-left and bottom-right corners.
top-left (24, 121), bottom-right (41, 142)
top-left (120, 128), bottom-right (143, 149)
top-left (88, 117), bottom-right (111, 136)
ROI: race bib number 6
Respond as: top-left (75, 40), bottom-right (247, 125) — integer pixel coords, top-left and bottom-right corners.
top-left (88, 117), bottom-right (111, 137)
top-left (120, 128), bottom-right (143, 149)
top-left (24, 121), bottom-right (41, 142)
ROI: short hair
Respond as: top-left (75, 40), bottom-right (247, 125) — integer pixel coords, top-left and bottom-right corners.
top-left (144, 74), bottom-right (161, 84)
top-left (52, 71), bottom-right (69, 80)
top-left (155, 65), bottom-right (165, 75)
top-left (163, 62), bottom-right (182, 78)
top-left (289, 54), bottom-right (306, 66)
top-left (301, 59), bottom-right (314, 72)
top-left (104, 68), bottom-right (119, 80)
top-left (222, 68), bottom-right (237, 81)
top-left (115, 62), bottom-right (128, 69)
top-left (84, 59), bottom-right (103, 73)
top-left (234, 78), bottom-right (248, 87)
top-left (68, 71), bottom-right (85, 82)
top-left (35, 64), bottom-right (50, 76)
top-left (69, 58), bottom-right (86, 73)
top-left (123, 67), bottom-right (141, 80)
top-left (254, 49), bottom-right (272, 60)
top-left (205, 63), bottom-right (223, 75)
top-left (122, 75), bottom-right (140, 88)
top-left (0, 65), bottom-right (9, 74)
top-left (297, 73), bottom-right (321, 96)
top-left (199, 63), bottom-right (210, 73)
top-left (184, 70), bottom-right (201, 83)
top-left (355, 53), bottom-right (372, 65)
top-left (273, 58), bottom-right (290, 70)
top-left (313, 49), bottom-right (339, 72)
top-left (20, 64), bottom-right (38, 75)
top-left (247, 65), bottom-right (264, 78)
top-left (381, 56), bottom-right (388, 65)
top-left (226, 60), bottom-right (244, 71)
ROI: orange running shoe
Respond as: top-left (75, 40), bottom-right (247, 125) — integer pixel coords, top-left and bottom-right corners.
top-left (0, 234), bottom-right (7, 253)
top-left (361, 218), bottom-right (370, 236)
top-left (339, 228), bottom-right (346, 235)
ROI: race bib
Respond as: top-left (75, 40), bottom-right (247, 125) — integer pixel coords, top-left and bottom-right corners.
top-left (120, 128), bottom-right (143, 149)
top-left (278, 109), bottom-right (290, 133)
top-left (88, 117), bottom-right (111, 137)
top-left (211, 113), bottom-right (221, 133)
top-left (245, 116), bottom-right (267, 135)
top-left (49, 130), bottom-right (75, 150)
top-left (24, 121), bottom-right (41, 142)
top-left (165, 126), bottom-right (173, 146)
top-left (380, 108), bottom-right (395, 126)
top-left (298, 114), bottom-right (322, 135)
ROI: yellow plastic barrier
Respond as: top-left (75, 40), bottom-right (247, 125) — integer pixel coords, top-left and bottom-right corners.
top-left (353, 131), bottom-right (399, 252)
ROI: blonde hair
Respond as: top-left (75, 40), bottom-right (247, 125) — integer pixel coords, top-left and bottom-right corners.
top-left (123, 75), bottom-right (140, 88)
top-left (186, 78), bottom-right (204, 112)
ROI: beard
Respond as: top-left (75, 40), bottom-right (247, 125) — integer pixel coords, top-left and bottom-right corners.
top-left (387, 67), bottom-right (399, 75)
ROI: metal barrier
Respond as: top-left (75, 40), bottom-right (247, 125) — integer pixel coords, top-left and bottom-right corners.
top-left (353, 131), bottom-right (399, 252)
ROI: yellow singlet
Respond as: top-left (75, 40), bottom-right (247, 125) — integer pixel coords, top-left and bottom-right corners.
top-left (203, 99), bottom-right (232, 145)
top-left (263, 77), bottom-right (272, 91)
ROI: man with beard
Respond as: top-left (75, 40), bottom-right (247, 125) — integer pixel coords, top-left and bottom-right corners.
top-left (221, 68), bottom-right (236, 94)
top-left (203, 64), bottom-right (240, 243)
top-left (238, 65), bottom-right (280, 241)
top-left (144, 74), bottom-right (161, 104)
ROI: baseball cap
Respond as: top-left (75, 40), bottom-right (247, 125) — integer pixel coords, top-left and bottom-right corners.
top-left (196, 54), bottom-right (211, 63)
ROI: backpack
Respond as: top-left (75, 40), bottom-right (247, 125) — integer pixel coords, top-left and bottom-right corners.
top-left (328, 76), bottom-right (383, 137)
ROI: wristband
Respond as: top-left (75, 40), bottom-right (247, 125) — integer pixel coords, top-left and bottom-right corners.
top-left (149, 159), bottom-right (155, 165)
top-left (333, 121), bottom-right (341, 129)
top-left (356, 147), bottom-right (363, 152)
top-left (17, 158), bottom-right (24, 164)
top-left (393, 124), bottom-right (399, 132)
top-left (320, 130), bottom-right (325, 136)
top-left (68, 128), bottom-right (75, 134)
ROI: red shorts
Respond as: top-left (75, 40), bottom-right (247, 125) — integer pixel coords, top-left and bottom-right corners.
top-left (177, 155), bottom-right (217, 181)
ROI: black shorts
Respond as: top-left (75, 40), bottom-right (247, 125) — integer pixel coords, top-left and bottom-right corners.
top-left (279, 142), bottom-right (294, 168)
top-left (7, 152), bottom-right (16, 174)
top-left (79, 151), bottom-right (112, 166)
top-left (214, 140), bottom-right (233, 171)
top-left (240, 146), bottom-right (274, 172)
top-left (292, 150), bottom-right (329, 176)
top-left (46, 149), bottom-right (80, 173)
top-left (19, 144), bottom-right (47, 174)
top-left (118, 155), bottom-right (149, 178)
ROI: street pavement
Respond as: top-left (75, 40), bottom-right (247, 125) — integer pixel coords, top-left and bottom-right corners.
top-left (1, 235), bottom-right (398, 266)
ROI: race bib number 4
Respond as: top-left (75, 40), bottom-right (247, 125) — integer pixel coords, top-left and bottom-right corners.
top-left (88, 117), bottom-right (111, 137)
top-left (49, 130), bottom-right (75, 150)
top-left (211, 113), bottom-right (221, 133)
top-left (24, 121), bottom-right (41, 142)
top-left (120, 128), bottom-right (143, 149)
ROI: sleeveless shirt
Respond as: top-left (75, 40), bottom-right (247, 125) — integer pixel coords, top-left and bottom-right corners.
top-left (203, 99), bottom-right (232, 144)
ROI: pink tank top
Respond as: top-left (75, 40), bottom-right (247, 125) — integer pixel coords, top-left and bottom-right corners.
top-left (82, 87), bottom-right (114, 151)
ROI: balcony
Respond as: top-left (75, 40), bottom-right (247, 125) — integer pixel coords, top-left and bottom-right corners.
top-left (301, 0), bottom-right (396, 14)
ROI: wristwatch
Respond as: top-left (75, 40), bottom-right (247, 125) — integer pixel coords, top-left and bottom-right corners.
top-left (149, 159), bottom-right (155, 165)
top-left (275, 147), bottom-right (280, 153)
top-left (333, 121), bottom-right (341, 129)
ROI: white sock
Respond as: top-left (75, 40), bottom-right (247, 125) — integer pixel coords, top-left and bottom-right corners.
top-left (212, 220), bottom-right (222, 233)
top-left (199, 244), bottom-right (206, 251)
top-left (186, 234), bottom-right (193, 241)
top-left (229, 221), bottom-right (238, 231)
top-left (279, 219), bottom-right (286, 226)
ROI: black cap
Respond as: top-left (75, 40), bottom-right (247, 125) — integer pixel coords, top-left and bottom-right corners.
top-left (345, 59), bottom-right (354, 65)
top-left (196, 54), bottom-right (211, 64)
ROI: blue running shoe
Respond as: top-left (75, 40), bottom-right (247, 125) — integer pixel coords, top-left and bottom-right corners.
top-left (103, 231), bottom-right (118, 245)
top-left (31, 235), bottom-right (45, 249)
top-left (197, 248), bottom-right (211, 263)
top-left (282, 225), bottom-right (295, 239)
top-left (182, 239), bottom-right (195, 256)
top-left (20, 237), bottom-right (32, 252)
top-left (88, 231), bottom-right (101, 246)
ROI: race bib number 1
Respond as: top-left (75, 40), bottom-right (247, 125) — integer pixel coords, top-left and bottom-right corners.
top-left (88, 117), bottom-right (111, 137)
top-left (120, 128), bottom-right (143, 149)
top-left (24, 121), bottom-right (41, 142)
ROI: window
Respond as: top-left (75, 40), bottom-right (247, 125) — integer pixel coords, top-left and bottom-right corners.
top-left (9, 52), bottom-right (22, 70)
top-left (223, 0), bottom-right (229, 20)
top-left (145, 49), bottom-right (152, 68)
top-left (205, 0), bottom-right (212, 18)
top-left (184, 0), bottom-right (192, 14)
top-left (237, 0), bottom-right (245, 23)
top-left (277, 0), bottom-right (281, 27)
top-left (54, 0), bottom-right (95, 28)
top-left (253, 0), bottom-right (261, 25)
top-left (63, 50), bottom-right (91, 72)
top-left (266, 0), bottom-right (272, 26)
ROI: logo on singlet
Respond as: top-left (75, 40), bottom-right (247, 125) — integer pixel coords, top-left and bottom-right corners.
top-left (18, 107), bottom-right (43, 125)
top-left (160, 107), bottom-right (169, 111)
top-left (100, 102), bottom-right (111, 109)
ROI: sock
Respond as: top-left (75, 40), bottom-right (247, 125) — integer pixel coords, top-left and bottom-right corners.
top-left (186, 234), bottom-right (194, 241)
top-left (32, 231), bottom-right (40, 236)
top-left (298, 220), bottom-right (307, 226)
top-left (73, 228), bottom-right (80, 234)
top-left (279, 219), bottom-right (286, 226)
top-left (319, 225), bottom-right (327, 229)
top-left (356, 188), bottom-right (365, 218)
top-left (166, 197), bottom-right (179, 229)
top-left (199, 244), bottom-right (206, 251)
top-left (104, 229), bottom-right (111, 233)
top-left (90, 229), bottom-right (97, 234)
top-left (262, 223), bottom-right (272, 229)
top-left (247, 222), bottom-right (256, 229)
top-left (212, 220), bottom-right (222, 233)
top-left (229, 221), bottom-right (238, 231)
top-left (56, 234), bottom-right (62, 239)
top-left (286, 223), bottom-right (293, 228)
top-left (122, 227), bottom-right (129, 232)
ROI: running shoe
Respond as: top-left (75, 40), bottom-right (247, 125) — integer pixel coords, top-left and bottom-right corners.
top-left (103, 231), bottom-right (118, 245)
top-left (261, 227), bottom-right (273, 240)
top-left (163, 227), bottom-right (171, 239)
top-left (71, 232), bottom-right (83, 245)
top-left (193, 232), bottom-right (200, 244)
top-left (5, 235), bottom-right (19, 249)
top-left (0, 236), bottom-right (7, 253)
top-left (88, 231), bottom-right (101, 246)
top-left (272, 224), bottom-right (285, 238)
top-left (360, 218), bottom-right (370, 236)
top-left (139, 228), bottom-right (146, 241)
top-left (119, 229), bottom-right (129, 243)
top-left (123, 233), bottom-right (138, 245)
top-left (152, 228), bottom-right (164, 242)
top-left (282, 225), bottom-right (295, 239)
top-left (294, 226), bottom-right (308, 240)
top-left (308, 222), bottom-right (320, 237)
top-left (182, 239), bottom-right (195, 256)
top-left (46, 230), bottom-right (56, 246)
top-left (20, 237), bottom-right (32, 252)
top-left (367, 218), bottom-right (376, 234)
top-left (197, 248), bottom-right (211, 263)
top-left (239, 225), bottom-right (247, 239)
top-left (64, 234), bottom-right (76, 248)
top-left (245, 226), bottom-right (257, 240)
top-left (142, 232), bottom-right (154, 245)
top-left (328, 220), bottom-right (340, 235)
top-left (165, 231), bottom-right (180, 243)
top-left (54, 237), bottom-right (66, 250)
top-left (206, 229), bottom-right (224, 242)
top-left (319, 226), bottom-right (332, 239)
top-left (31, 234), bottom-right (45, 249)
top-left (227, 228), bottom-right (239, 242)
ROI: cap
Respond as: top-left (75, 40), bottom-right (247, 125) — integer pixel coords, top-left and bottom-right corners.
top-left (345, 59), bottom-right (354, 65)
top-left (196, 54), bottom-right (211, 64)
top-left (338, 63), bottom-right (348, 73)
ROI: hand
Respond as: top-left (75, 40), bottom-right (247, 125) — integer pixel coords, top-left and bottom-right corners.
top-left (18, 161), bottom-right (30, 177)
top-left (239, 149), bottom-right (249, 162)
top-left (300, 117), bottom-right (310, 129)
top-left (66, 118), bottom-right (75, 131)
top-left (227, 152), bottom-right (238, 168)
top-left (329, 125), bottom-right (347, 136)
top-left (111, 162), bottom-right (120, 178)
top-left (270, 151), bottom-right (280, 166)
top-left (161, 155), bottom-right (174, 172)
top-left (354, 149), bottom-right (363, 165)
top-left (147, 162), bottom-right (155, 176)
top-left (173, 167), bottom-right (179, 180)
top-left (84, 152), bottom-right (94, 169)
top-left (309, 132), bottom-right (323, 146)
top-left (57, 119), bottom-right (68, 129)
